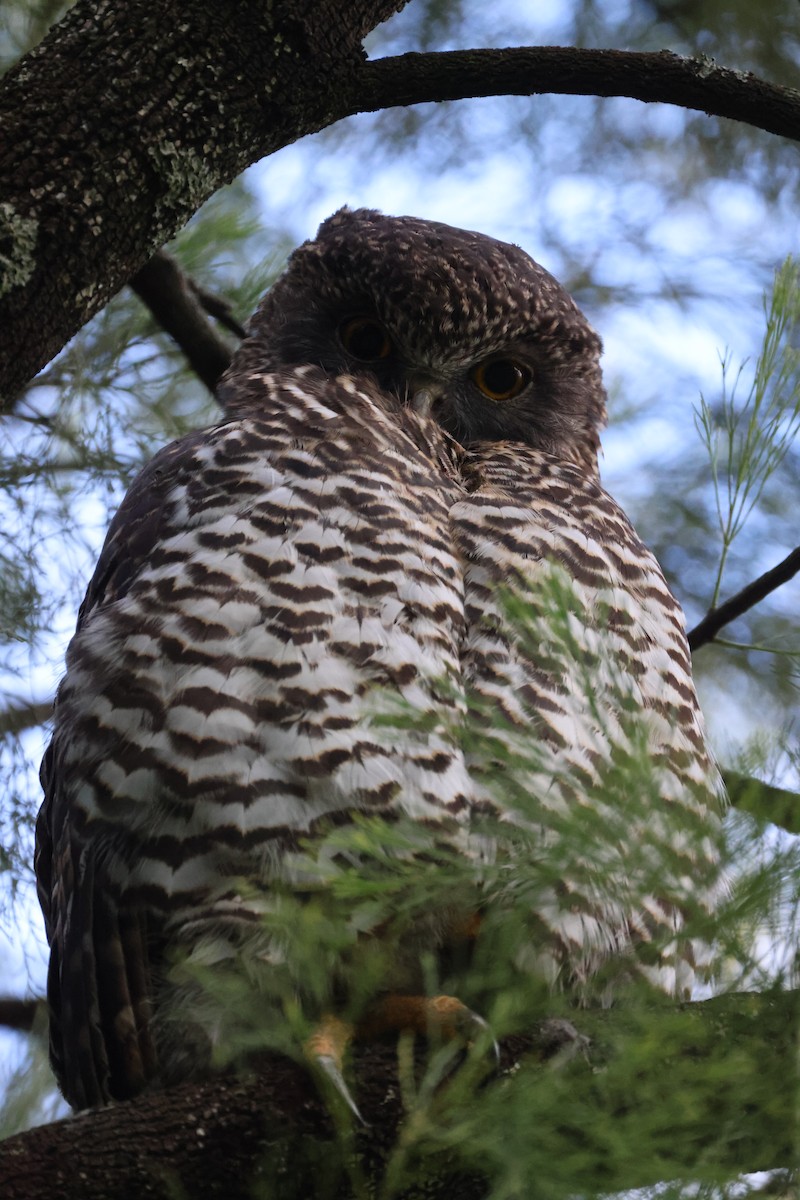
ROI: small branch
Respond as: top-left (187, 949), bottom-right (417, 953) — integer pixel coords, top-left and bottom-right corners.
top-left (688, 545), bottom-right (800, 651)
top-left (725, 771), bottom-right (800, 833)
top-left (129, 252), bottom-right (240, 396)
top-left (355, 46), bottom-right (800, 144)
top-left (0, 698), bottom-right (53, 738)
top-left (188, 280), bottom-right (247, 340)
top-left (0, 997), bottom-right (44, 1033)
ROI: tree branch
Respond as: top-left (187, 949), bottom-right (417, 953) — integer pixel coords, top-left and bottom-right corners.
top-left (0, 997), bottom-right (44, 1034)
top-left (4, 25), bottom-right (799, 406)
top-left (129, 252), bottom-right (239, 396)
top-left (725, 771), bottom-right (800, 833)
top-left (0, 0), bottom-right (407, 406)
top-left (1, 991), bottom-right (795, 1198)
top-left (0, 698), bottom-right (52, 739)
top-left (688, 545), bottom-right (800, 651)
top-left (355, 46), bottom-right (800, 144)
top-left (188, 278), bottom-right (247, 341)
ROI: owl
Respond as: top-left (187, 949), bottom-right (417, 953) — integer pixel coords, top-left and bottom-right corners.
top-left (36, 208), bottom-right (723, 1111)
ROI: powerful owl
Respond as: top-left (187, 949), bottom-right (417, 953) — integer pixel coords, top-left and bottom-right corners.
top-left (36, 208), bottom-right (722, 1111)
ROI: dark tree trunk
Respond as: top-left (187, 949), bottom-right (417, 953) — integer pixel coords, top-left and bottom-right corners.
top-left (0, 0), bottom-right (405, 406)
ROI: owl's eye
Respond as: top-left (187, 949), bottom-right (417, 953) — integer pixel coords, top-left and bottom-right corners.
top-left (471, 358), bottom-right (531, 402)
top-left (339, 316), bottom-right (393, 361)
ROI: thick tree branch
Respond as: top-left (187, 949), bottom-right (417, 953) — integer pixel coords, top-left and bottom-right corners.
top-left (0, 0), bottom-right (407, 406)
top-left (3, 24), bottom-right (799, 406)
top-left (688, 546), bottom-right (800, 651)
top-left (356, 46), bottom-right (800, 143)
top-left (129, 252), bottom-right (239, 396)
top-left (1, 991), bottom-right (795, 1199)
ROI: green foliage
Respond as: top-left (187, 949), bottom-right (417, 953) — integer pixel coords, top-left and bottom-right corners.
top-left (696, 257), bottom-right (800, 608)
top-left (0, 1028), bottom-right (66, 1141)
top-left (170, 791), bottom-right (768, 1196)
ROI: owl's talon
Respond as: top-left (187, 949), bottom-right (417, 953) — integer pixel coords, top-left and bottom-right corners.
top-left (464, 1009), bottom-right (501, 1064)
top-left (305, 1014), bottom-right (366, 1125)
top-left (357, 992), bottom-right (498, 1062)
top-left (313, 1050), bottom-right (368, 1125)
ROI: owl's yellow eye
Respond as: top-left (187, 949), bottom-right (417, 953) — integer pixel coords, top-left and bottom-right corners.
top-left (339, 316), bottom-right (393, 361)
top-left (471, 358), bottom-right (530, 401)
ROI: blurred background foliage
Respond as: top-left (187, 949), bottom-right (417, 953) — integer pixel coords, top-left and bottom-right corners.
top-left (0, 0), bottom-right (798, 1151)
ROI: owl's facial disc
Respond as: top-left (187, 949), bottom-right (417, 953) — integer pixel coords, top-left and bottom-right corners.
top-left (337, 313), bottom-right (535, 426)
top-left (338, 314), bottom-right (443, 416)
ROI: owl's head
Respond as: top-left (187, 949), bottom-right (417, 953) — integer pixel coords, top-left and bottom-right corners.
top-left (225, 208), bottom-right (607, 474)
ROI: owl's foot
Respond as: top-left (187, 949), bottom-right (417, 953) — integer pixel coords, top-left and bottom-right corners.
top-left (305, 995), bottom-right (497, 1124)
top-left (356, 992), bottom-right (499, 1062)
top-left (305, 1013), bottom-right (365, 1124)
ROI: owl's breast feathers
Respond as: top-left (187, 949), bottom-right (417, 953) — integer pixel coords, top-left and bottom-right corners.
top-left (37, 367), bottom-right (722, 1107)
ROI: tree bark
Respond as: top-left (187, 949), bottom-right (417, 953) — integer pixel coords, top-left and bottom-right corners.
top-left (0, 0), bottom-right (406, 406)
top-left (2, 7), bottom-right (797, 408)
top-left (357, 46), bottom-right (800, 143)
top-left (1, 992), bottom-right (795, 1199)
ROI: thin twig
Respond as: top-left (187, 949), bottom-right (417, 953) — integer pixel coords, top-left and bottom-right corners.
top-left (724, 771), bottom-right (800, 833)
top-left (189, 280), bottom-right (247, 340)
top-left (689, 546), bottom-right (800, 651)
top-left (129, 251), bottom-right (240, 397)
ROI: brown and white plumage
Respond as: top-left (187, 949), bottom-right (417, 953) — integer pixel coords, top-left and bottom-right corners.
top-left (36, 208), bottom-right (723, 1109)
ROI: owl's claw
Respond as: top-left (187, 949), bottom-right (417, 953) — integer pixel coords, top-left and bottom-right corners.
top-left (305, 1014), bottom-right (367, 1125)
top-left (305, 996), bottom-right (496, 1124)
top-left (314, 1049), bottom-right (367, 1125)
top-left (460, 1006), bottom-right (501, 1065)
top-left (357, 992), bottom-right (499, 1063)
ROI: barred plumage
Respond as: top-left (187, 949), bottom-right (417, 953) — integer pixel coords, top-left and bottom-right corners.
top-left (36, 208), bottom-right (723, 1109)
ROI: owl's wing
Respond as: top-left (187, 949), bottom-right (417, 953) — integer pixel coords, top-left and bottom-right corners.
top-left (36, 375), bottom-right (469, 1108)
top-left (36, 430), bottom-right (215, 1107)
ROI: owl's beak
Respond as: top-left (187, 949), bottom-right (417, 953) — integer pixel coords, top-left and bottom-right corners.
top-left (407, 373), bottom-right (442, 418)
top-left (410, 387), bottom-right (436, 417)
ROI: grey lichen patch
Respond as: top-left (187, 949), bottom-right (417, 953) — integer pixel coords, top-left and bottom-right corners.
top-left (74, 280), bottom-right (106, 309)
top-left (0, 202), bottom-right (39, 298)
top-left (149, 141), bottom-right (217, 226)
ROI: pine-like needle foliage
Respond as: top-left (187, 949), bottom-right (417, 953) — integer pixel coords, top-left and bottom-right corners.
top-left (696, 256), bottom-right (800, 611)
top-left (171, 570), bottom-right (786, 1200)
